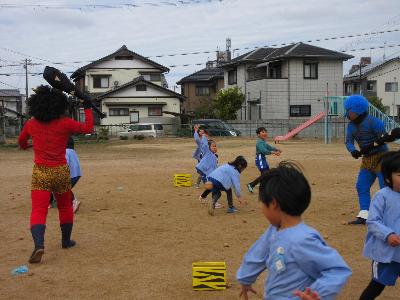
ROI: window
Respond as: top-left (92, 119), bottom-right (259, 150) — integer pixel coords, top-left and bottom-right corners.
top-left (93, 76), bottom-right (109, 88)
top-left (290, 105), bottom-right (311, 117)
top-left (154, 124), bottom-right (163, 130)
top-left (142, 73), bottom-right (161, 81)
top-left (136, 84), bottom-right (147, 91)
top-left (303, 63), bottom-right (318, 79)
top-left (195, 86), bottom-right (210, 96)
top-left (367, 81), bottom-right (376, 91)
top-left (148, 106), bottom-right (162, 116)
top-left (385, 82), bottom-right (398, 92)
top-left (247, 67), bottom-right (267, 81)
top-left (268, 62), bottom-right (282, 79)
top-left (138, 124), bottom-right (152, 131)
top-left (115, 55), bottom-right (134, 60)
top-left (109, 108), bottom-right (129, 116)
top-left (228, 69), bottom-right (237, 84)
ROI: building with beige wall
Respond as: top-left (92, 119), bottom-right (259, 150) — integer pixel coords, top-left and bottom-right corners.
top-left (70, 45), bottom-right (183, 125)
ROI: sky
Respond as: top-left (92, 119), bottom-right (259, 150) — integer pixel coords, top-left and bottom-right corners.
top-left (0, 0), bottom-right (399, 96)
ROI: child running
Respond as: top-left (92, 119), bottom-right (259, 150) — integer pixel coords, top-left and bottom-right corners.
top-left (49, 136), bottom-right (82, 213)
top-left (18, 85), bottom-right (93, 263)
top-left (359, 151), bottom-right (400, 300)
top-left (206, 156), bottom-right (247, 216)
top-left (247, 127), bottom-right (281, 193)
top-left (196, 139), bottom-right (220, 205)
top-left (193, 124), bottom-right (209, 188)
top-left (237, 161), bottom-right (351, 299)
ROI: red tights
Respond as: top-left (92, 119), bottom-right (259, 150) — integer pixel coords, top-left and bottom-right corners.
top-left (30, 190), bottom-right (74, 226)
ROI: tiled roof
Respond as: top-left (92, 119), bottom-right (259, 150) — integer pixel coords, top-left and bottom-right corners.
top-left (95, 76), bottom-right (185, 101)
top-left (221, 42), bottom-right (353, 68)
top-left (71, 45), bottom-right (169, 79)
top-left (344, 57), bottom-right (400, 80)
top-left (0, 89), bottom-right (22, 97)
top-left (177, 67), bottom-right (223, 84)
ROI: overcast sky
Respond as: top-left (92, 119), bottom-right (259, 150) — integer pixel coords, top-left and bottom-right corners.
top-left (0, 0), bottom-right (399, 95)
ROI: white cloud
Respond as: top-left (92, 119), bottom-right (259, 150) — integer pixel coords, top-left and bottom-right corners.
top-left (0, 0), bottom-right (399, 93)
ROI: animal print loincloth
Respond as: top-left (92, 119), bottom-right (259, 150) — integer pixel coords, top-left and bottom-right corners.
top-left (31, 164), bottom-right (71, 193)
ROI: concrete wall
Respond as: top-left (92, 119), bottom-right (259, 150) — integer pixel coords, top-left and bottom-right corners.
top-left (227, 117), bottom-right (348, 140)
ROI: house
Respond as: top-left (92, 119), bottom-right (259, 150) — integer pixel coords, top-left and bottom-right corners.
top-left (221, 43), bottom-right (353, 120)
top-left (177, 61), bottom-right (224, 115)
top-left (0, 89), bottom-right (24, 116)
top-left (70, 45), bottom-right (184, 127)
top-left (344, 57), bottom-right (400, 116)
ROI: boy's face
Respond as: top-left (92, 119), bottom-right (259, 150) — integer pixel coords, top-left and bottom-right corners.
top-left (199, 129), bottom-right (204, 136)
top-left (391, 172), bottom-right (400, 192)
top-left (261, 199), bottom-right (281, 227)
top-left (258, 130), bottom-right (268, 139)
top-left (347, 111), bottom-right (358, 121)
top-left (210, 143), bottom-right (217, 153)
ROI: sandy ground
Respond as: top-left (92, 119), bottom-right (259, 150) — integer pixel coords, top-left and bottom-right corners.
top-left (0, 137), bottom-right (399, 300)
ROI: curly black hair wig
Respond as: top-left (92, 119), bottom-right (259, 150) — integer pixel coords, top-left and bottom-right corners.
top-left (27, 85), bottom-right (69, 122)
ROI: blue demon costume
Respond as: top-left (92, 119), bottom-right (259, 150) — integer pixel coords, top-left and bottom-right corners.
top-left (344, 95), bottom-right (388, 224)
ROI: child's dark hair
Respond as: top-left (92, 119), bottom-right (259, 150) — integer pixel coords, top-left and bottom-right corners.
top-left (200, 127), bottom-right (208, 134)
top-left (228, 155), bottom-right (247, 173)
top-left (27, 85), bottom-right (68, 122)
top-left (67, 137), bottom-right (75, 149)
top-left (256, 127), bottom-right (267, 135)
top-left (381, 151), bottom-right (400, 188)
top-left (259, 161), bottom-right (311, 216)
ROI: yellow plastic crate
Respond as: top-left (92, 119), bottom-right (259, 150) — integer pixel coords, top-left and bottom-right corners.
top-left (174, 174), bottom-right (192, 187)
top-left (192, 262), bottom-right (227, 291)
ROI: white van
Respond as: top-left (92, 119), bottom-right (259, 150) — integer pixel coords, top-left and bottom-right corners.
top-left (118, 123), bottom-right (164, 138)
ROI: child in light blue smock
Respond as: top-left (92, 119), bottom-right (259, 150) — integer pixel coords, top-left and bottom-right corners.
top-left (193, 125), bottom-right (209, 188)
top-left (237, 161), bottom-right (351, 300)
top-left (359, 151), bottom-right (400, 299)
top-left (207, 156), bottom-right (247, 215)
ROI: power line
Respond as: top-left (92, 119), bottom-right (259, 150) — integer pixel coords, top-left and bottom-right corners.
top-left (368, 65), bottom-right (400, 80)
top-left (0, 43), bottom-right (399, 77)
top-left (1, 28), bottom-right (399, 67)
top-left (0, 1), bottom-right (223, 11)
top-left (0, 80), bottom-right (21, 89)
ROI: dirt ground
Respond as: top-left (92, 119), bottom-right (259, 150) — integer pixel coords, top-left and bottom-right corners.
top-left (0, 137), bottom-right (399, 300)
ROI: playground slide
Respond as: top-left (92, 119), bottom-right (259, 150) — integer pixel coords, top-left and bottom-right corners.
top-left (274, 111), bottom-right (326, 143)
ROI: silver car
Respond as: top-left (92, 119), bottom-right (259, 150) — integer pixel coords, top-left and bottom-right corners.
top-left (118, 123), bottom-right (164, 138)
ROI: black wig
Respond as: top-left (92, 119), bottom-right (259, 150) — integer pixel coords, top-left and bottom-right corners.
top-left (27, 85), bottom-right (68, 122)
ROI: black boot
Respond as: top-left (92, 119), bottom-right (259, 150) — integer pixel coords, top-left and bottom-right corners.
top-left (60, 223), bottom-right (76, 248)
top-left (29, 224), bottom-right (45, 263)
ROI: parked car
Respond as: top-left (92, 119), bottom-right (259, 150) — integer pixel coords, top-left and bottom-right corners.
top-left (118, 123), bottom-right (164, 138)
top-left (192, 119), bottom-right (241, 136)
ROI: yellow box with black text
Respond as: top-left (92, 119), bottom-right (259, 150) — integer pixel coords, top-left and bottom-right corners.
top-left (192, 262), bottom-right (226, 291)
top-left (174, 174), bottom-right (192, 187)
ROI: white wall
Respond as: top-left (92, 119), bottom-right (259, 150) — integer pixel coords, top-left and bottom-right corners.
top-left (100, 97), bottom-right (181, 125)
top-left (367, 60), bottom-right (400, 116)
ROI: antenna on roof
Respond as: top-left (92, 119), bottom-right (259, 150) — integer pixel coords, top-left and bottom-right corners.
top-left (383, 41), bottom-right (387, 62)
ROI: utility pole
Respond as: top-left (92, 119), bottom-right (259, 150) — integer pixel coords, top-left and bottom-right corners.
top-left (23, 58), bottom-right (31, 101)
top-left (0, 99), bottom-right (6, 144)
top-left (393, 76), bottom-right (397, 120)
top-left (359, 62), bottom-right (362, 95)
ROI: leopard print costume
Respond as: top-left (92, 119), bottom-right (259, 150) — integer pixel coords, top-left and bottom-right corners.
top-left (31, 164), bottom-right (71, 193)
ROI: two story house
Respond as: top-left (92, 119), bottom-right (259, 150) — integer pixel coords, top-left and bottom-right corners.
top-left (344, 57), bottom-right (400, 117)
top-left (70, 45), bottom-right (185, 127)
top-left (221, 43), bottom-right (353, 121)
top-left (177, 61), bottom-right (224, 115)
top-left (0, 89), bottom-right (24, 117)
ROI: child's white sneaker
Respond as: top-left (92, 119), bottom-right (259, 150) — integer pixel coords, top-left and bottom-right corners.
top-left (72, 199), bottom-right (81, 213)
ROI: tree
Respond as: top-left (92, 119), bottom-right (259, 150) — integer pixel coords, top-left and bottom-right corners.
top-left (212, 87), bottom-right (245, 120)
top-left (366, 96), bottom-right (386, 113)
